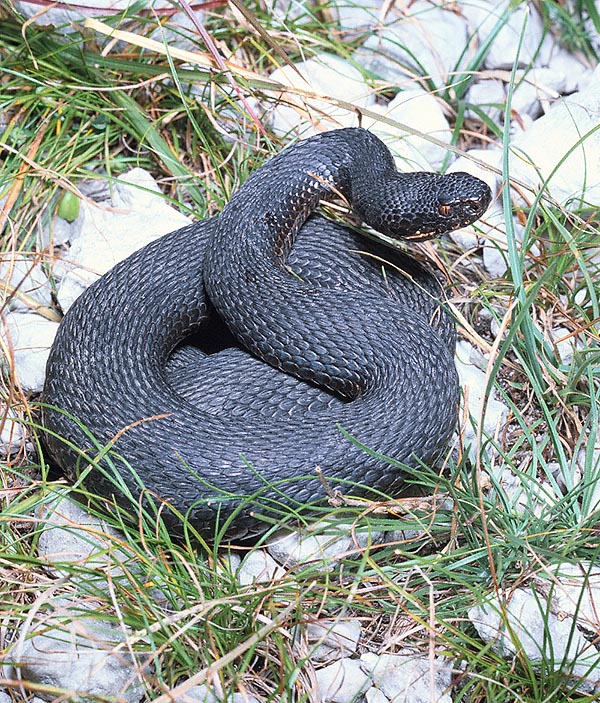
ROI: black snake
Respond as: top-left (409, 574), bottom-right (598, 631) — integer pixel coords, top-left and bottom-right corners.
top-left (42, 128), bottom-right (491, 540)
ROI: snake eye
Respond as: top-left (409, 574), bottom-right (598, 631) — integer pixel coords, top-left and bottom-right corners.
top-left (439, 204), bottom-right (452, 217)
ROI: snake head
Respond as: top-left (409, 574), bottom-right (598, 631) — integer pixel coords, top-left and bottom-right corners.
top-left (355, 170), bottom-right (493, 242)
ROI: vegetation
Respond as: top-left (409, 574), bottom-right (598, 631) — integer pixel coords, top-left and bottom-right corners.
top-left (0, 1), bottom-right (599, 701)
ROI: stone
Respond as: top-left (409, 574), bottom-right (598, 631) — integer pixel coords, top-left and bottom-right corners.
top-left (4, 596), bottom-right (146, 702)
top-left (361, 650), bottom-right (452, 702)
top-left (470, 587), bottom-right (600, 693)
top-left (267, 53), bottom-right (373, 138)
top-left (353, 1), bottom-right (469, 90)
top-left (576, 439), bottom-right (600, 519)
top-left (2, 312), bottom-right (59, 393)
top-left (0, 406), bottom-right (24, 456)
top-left (550, 562), bottom-right (600, 630)
top-left (332, 0), bottom-right (383, 33)
top-left (0, 257), bottom-right (53, 313)
top-left (365, 688), bottom-right (388, 703)
top-left (170, 685), bottom-right (260, 703)
top-left (512, 67), bottom-right (565, 119)
top-left (508, 68), bottom-right (600, 207)
top-left (54, 167), bottom-right (190, 311)
top-left (304, 618), bottom-right (362, 662)
top-left (37, 490), bottom-right (130, 577)
top-left (237, 548), bottom-right (286, 585)
top-left (15, 0), bottom-right (175, 27)
top-left (454, 340), bottom-right (508, 461)
top-left (267, 521), bottom-right (378, 570)
top-left (461, 0), bottom-right (551, 70)
top-left (314, 658), bottom-right (370, 703)
top-left (465, 79), bottom-right (506, 123)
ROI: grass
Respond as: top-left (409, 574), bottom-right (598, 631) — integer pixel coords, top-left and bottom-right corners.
top-left (1, 1), bottom-right (600, 701)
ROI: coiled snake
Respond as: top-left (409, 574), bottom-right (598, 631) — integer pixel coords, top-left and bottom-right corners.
top-left (43, 128), bottom-right (491, 540)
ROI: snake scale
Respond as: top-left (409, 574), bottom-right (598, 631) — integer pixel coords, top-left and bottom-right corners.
top-left (42, 128), bottom-right (491, 540)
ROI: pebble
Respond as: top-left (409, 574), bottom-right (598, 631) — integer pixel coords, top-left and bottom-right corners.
top-left (363, 87), bottom-right (451, 170)
top-left (315, 658), bottom-right (370, 703)
top-left (465, 79), bottom-right (506, 123)
top-left (303, 618), bottom-right (362, 662)
top-left (2, 312), bottom-right (59, 393)
top-left (237, 548), bottom-right (286, 585)
top-left (36, 490), bottom-right (132, 578)
top-left (509, 67), bottom-right (600, 206)
top-left (333, 0), bottom-right (383, 33)
top-left (469, 587), bottom-right (600, 693)
top-left (266, 521), bottom-right (378, 570)
top-left (267, 53), bottom-right (373, 138)
top-left (454, 340), bottom-right (508, 461)
top-left (54, 167), bottom-right (190, 312)
top-left (353, 1), bottom-right (469, 90)
top-left (171, 685), bottom-right (260, 703)
top-left (361, 650), bottom-right (452, 703)
top-left (0, 405), bottom-right (24, 456)
top-left (0, 257), bottom-right (53, 313)
top-left (549, 561), bottom-right (600, 630)
top-left (4, 595), bottom-right (145, 702)
top-left (461, 0), bottom-right (551, 70)
top-left (576, 438), bottom-right (600, 519)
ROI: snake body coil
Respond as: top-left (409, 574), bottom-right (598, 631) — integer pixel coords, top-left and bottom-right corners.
top-left (43, 128), bottom-right (491, 540)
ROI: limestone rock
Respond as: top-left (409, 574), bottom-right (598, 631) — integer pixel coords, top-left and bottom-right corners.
top-left (2, 312), bottom-right (59, 393)
top-left (54, 167), bottom-right (190, 312)
top-left (5, 596), bottom-right (146, 702)
top-left (267, 53), bottom-right (373, 138)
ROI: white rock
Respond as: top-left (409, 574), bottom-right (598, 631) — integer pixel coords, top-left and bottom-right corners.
top-left (2, 312), bottom-right (59, 393)
top-left (172, 685), bottom-right (260, 703)
top-left (267, 522), bottom-right (376, 569)
top-left (462, 0), bottom-right (551, 70)
top-left (332, 0), bottom-right (383, 33)
top-left (509, 71), bottom-right (600, 206)
top-left (4, 596), bottom-right (145, 703)
top-left (465, 79), bottom-right (506, 123)
top-left (361, 650), bottom-right (452, 702)
top-left (488, 466), bottom-right (560, 518)
top-left (542, 43), bottom-right (594, 94)
top-left (267, 53), bottom-right (373, 138)
top-left (37, 491), bottom-right (129, 576)
top-left (363, 87), bottom-right (451, 170)
top-left (305, 618), bottom-right (362, 662)
top-left (237, 548), bottom-right (286, 585)
top-left (315, 658), bottom-right (370, 703)
top-left (550, 562), bottom-right (600, 630)
top-left (54, 168), bottom-right (190, 311)
top-left (0, 406), bottom-right (24, 455)
top-left (171, 685), bottom-right (219, 703)
top-left (469, 587), bottom-right (600, 692)
top-left (547, 326), bottom-right (578, 366)
top-left (512, 67), bottom-right (565, 119)
top-left (455, 340), bottom-right (508, 460)
top-left (354, 1), bottom-right (469, 89)
top-left (365, 688), bottom-right (388, 703)
top-left (0, 257), bottom-right (53, 313)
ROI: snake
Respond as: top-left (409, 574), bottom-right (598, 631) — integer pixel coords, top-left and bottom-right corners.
top-left (42, 128), bottom-right (491, 541)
